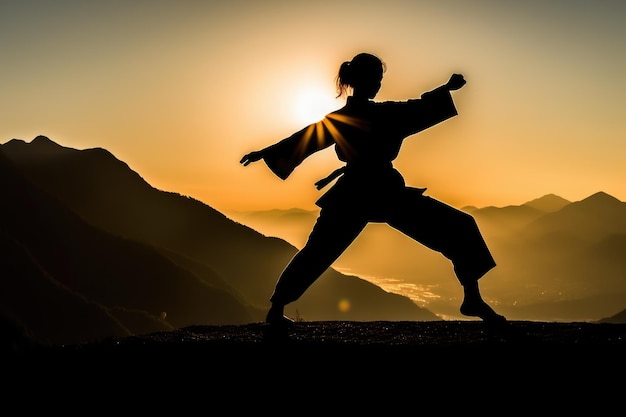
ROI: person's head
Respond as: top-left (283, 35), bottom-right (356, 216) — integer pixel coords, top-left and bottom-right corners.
top-left (336, 52), bottom-right (386, 99)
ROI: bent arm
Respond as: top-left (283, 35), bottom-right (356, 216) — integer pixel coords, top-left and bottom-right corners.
top-left (384, 74), bottom-right (466, 141)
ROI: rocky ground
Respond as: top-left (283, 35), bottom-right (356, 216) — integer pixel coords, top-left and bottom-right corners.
top-left (11, 319), bottom-right (626, 356)
top-left (11, 320), bottom-right (626, 367)
top-left (70, 319), bottom-right (626, 349)
top-left (5, 320), bottom-right (625, 409)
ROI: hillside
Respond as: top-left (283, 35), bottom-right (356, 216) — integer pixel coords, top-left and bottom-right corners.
top-left (0, 136), bottom-right (437, 346)
top-left (3, 135), bottom-right (626, 352)
top-left (0, 145), bottom-right (257, 345)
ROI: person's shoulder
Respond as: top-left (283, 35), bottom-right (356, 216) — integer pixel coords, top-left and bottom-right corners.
top-left (327, 106), bottom-right (347, 118)
top-left (374, 99), bottom-right (413, 108)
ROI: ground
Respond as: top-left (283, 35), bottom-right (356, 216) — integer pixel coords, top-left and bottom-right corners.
top-left (5, 321), bottom-right (625, 407)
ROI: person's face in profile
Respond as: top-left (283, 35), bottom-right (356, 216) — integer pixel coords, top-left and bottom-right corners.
top-left (354, 67), bottom-right (383, 99)
top-left (361, 79), bottom-right (382, 99)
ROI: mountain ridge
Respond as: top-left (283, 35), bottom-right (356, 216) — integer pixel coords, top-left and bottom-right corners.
top-left (3, 135), bottom-right (626, 339)
top-left (1, 136), bottom-right (438, 345)
top-left (227, 184), bottom-right (626, 322)
top-left (0, 147), bottom-right (258, 346)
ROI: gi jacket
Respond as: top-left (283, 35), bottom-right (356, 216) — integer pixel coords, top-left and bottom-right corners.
top-left (261, 85), bottom-right (459, 213)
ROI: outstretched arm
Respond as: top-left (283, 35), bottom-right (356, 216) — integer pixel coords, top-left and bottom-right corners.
top-left (239, 120), bottom-right (335, 180)
top-left (399, 73), bottom-right (465, 137)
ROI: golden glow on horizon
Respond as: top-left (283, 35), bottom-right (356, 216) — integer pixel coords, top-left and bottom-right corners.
top-left (1, 2), bottom-right (625, 212)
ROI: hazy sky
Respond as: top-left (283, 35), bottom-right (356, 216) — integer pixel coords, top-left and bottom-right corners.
top-left (1, 0), bottom-right (624, 212)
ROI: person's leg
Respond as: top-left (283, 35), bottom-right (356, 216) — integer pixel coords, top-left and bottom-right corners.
top-left (387, 189), bottom-right (505, 323)
top-left (267, 207), bottom-right (367, 325)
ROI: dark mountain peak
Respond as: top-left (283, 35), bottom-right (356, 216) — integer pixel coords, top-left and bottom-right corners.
top-left (26, 136), bottom-right (108, 153)
top-left (79, 145), bottom-right (122, 166)
top-left (524, 191), bottom-right (626, 243)
top-left (29, 135), bottom-right (78, 155)
top-left (565, 191), bottom-right (625, 215)
top-left (4, 138), bottom-right (27, 146)
top-left (31, 135), bottom-right (59, 146)
top-left (1, 135), bottom-right (75, 160)
top-left (523, 194), bottom-right (570, 212)
top-left (579, 191), bottom-right (621, 205)
top-left (2, 138), bottom-right (29, 154)
top-left (1, 136), bottom-right (152, 193)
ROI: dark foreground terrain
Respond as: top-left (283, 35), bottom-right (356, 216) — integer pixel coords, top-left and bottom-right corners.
top-left (72, 319), bottom-right (626, 350)
top-left (5, 320), bottom-right (625, 408)
top-left (9, 320), bottom-right (626, 365)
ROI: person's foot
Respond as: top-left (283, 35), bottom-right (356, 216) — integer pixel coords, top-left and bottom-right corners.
top-left (266, 314), bottom-right (295, 327)
top-left (460, 299), bottom-right (507, 325)
top-left (265, 305), bottom-right (295, 327)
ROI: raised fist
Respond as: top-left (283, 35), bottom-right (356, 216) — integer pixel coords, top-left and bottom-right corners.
top-left (446, 74), bottom-right (466, 91)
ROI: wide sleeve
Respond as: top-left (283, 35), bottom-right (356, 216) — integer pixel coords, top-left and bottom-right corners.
top-left (261, 119), bottom-right (334, 180)
top-left (395, 86), bottom-right (459, 137)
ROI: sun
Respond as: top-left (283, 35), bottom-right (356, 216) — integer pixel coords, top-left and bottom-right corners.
top-left (294, 87), bottom-right (340, 125)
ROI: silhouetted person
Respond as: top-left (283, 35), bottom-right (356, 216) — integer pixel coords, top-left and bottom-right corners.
top-left (241, 52), bottom-right (506, 327)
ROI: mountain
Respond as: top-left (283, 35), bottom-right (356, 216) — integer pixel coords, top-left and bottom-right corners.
top-left (520, 192), bottom-right (626, 242)
top-left (228, 192), bottom-right (626, 322)
top-left (5, 135), bottom-right (625, 327)
top-left (227, 208), bottom-right (319, 248)
top-left (599, 308), bottom-right (626, 323)
top-left (497, 192), bottom-right (626, 318)
top-left (524, 193), bottom-right (571, 212)
top-left (0, 136), bottom-right (438, 345)
top-left (0, 146), bottom-right (260, 346)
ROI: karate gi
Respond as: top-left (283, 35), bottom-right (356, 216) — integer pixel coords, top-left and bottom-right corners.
top-left (259, 85), bottom-right (496, 306)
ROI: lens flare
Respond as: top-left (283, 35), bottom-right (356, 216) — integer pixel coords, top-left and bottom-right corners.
top-left (338, 299), bottom-right (351, 313)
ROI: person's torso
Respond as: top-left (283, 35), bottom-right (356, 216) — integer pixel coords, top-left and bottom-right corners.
top-left (327, 99), bottom-right (407, 166)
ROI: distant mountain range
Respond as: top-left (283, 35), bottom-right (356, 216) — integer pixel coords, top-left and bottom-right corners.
top-left (0, 136), bottom-right (437, 346)
top-left (228, 185), bottom-right (626, 323)
top-left (2, 136), bottom-right (625, 349)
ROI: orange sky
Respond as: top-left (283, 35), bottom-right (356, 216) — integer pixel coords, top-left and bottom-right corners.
top-left (1, 1), bottom-right (625, 212)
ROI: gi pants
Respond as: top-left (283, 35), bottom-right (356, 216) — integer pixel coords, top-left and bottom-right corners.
top-left (269, 187), bottom-right (496, 306)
